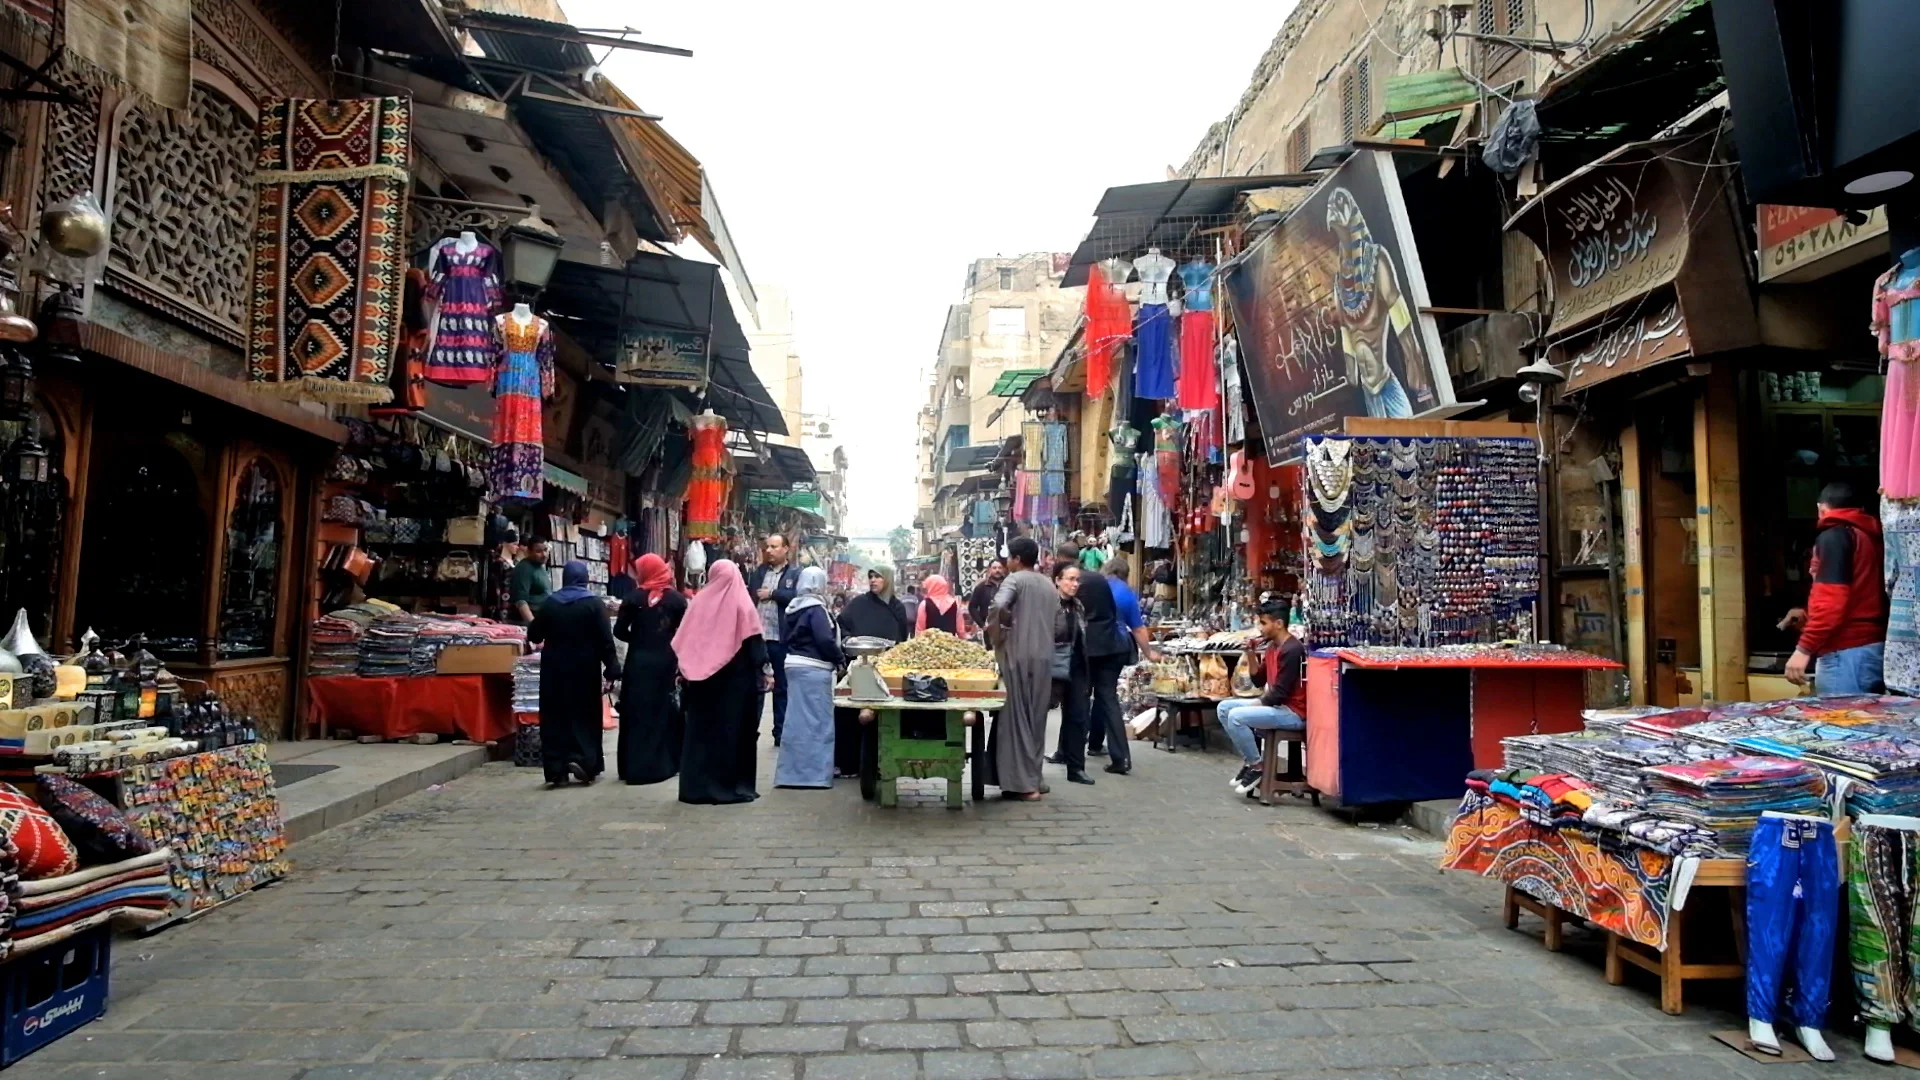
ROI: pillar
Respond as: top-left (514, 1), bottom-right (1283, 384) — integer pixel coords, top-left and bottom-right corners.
top-left (1693, 363), bottom-right (1748, 704)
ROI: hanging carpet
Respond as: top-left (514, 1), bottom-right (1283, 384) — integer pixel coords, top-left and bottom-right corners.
top-left (246, 96), bottom-right (411, 405)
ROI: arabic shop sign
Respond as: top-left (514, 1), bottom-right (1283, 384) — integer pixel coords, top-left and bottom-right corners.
top-left (1223, 150), bottom-right (1456, 465)
top-left (1532, 166), bottom-right (1687, 333)
top-left (1551, 293), bottom-right (1693, 393)
top-left (1757, 203), bottom-right (1888, 283)
top-left (617, 327), bottom-right (709, 388)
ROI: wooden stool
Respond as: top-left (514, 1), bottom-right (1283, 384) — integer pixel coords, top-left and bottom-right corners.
top-left (1153, 696), bottom-right (1212, 753)
top-left (1253, 728), bottom-right (1317, 806)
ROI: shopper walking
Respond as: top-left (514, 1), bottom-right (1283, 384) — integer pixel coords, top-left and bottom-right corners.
top-left (834, 567), bottom-right (912, 778)
top-left (529, 560), bottom-right (617, 787)
top-left (776, 567), bottom-right (843, 789)
top-left (1049, 560), bottom-right (1095, 786)
top-left (914, 574), bottom-right (969, 636)
top-left (750, 534), bottom-right (802, 745)
top-left (674, 560), bottom-right (770, 805)
top-left (985, 538), bottom-right (1058, 801)
top-left (613, 553), bottom-right (687, 785)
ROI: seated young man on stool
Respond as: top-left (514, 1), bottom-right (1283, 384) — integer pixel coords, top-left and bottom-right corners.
top-left (1222, 599), bottom-right (1306, 797)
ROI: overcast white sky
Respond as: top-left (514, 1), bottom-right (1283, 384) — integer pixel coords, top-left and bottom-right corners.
top-left (568, 0), bottom-right (1297, 535)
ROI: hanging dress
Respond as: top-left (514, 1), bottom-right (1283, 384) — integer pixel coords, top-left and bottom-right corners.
top-left (489, 313), bottom-right (554, 505)
top-left (1085, 262), bottom-right (1131, 399)
top-left (1176, 261), bottom-right (1220, 412)
top-left (1876, 248), bottom-right (1920, 499)
top-left (424, 238), bottom-right (504, 386)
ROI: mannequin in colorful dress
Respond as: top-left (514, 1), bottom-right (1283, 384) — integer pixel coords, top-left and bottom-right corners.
top-left (424, 231), bottom-right (504, 386)
top-left (490, 303), bottom-right (555, 504)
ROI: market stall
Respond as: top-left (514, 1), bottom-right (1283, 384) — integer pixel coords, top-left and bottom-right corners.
top-left (840, 631), bottom-right (1000, 807)
top-left (1438, 694), bottom-right (1920, 1024)
top-left (1306, 645), bottom-right (1620, 805)
top-left (303, 599), bottom-right (523, 740)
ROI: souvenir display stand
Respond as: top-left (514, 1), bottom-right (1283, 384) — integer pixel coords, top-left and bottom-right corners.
top-left (104, 741), bottom-right (288, 924)
top-left (304, 673), bottom-right (515, 742)
top-left (1305, 647), bottom-right (1622, 804)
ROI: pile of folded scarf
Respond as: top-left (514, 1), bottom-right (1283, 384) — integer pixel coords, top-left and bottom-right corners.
top-left (1579, 800), bottom-right (1723, 857)
top-left (513, 653), bottom-right (541, 716)
top-left (1501, 728), bottom-right (1719, 800)
top-left (1467, 767), bottom-right (1724, 857)
top-left (9, 848), bottom-right (173, 956)
top-left (308, 601), bottom-right (397, 677)
top-left (1639, 756), bottom-right (1828, 853)
top-left (1469, 769), bottom-right (1595, 827)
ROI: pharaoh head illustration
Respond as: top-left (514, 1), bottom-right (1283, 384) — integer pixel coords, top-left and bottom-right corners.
top-left (1326, 188), bottom-right (1379, 324)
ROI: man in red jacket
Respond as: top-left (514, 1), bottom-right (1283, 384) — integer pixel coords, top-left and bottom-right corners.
top-left (1784, 482), bottom-right (1887, 693)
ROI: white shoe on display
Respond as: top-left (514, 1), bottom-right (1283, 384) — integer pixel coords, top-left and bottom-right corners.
top-left (1748, 1017), bottom-right (1781, 1056)
top-left (1795, 1027), bottom-right (1834, 1062)
top-left (1865, 1025), bottom-right (1895, 1063)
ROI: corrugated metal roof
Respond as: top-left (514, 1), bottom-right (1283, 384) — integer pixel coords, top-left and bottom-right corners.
top-left (989, 369), bottom-right (1047, 397)
top-left (461, 9), bottom-right (597, 72)
top-left (1062, 174), bottom-right (1318, 287)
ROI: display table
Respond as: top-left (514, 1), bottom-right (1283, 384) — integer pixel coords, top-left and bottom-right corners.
top-left (1305, 647), bottom-right (1620, 805)
top-left (111, 743), bottom-right (289, 925)
top-left (305, 674), bottom-right (515, 742)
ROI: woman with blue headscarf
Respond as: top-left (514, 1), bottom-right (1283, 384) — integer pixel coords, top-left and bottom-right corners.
top-left (529, 560), bottom-right (618, 787)
top-left (776, 566), bottom-right (842, 788)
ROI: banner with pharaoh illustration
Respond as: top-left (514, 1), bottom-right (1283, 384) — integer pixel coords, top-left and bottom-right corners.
top-left (1224, 151), bottom-right (1456, 465)
top-left (1442, 791), bottom-right (1675, 950)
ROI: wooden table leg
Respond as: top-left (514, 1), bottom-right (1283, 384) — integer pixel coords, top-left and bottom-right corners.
top-left (970, 713), bottom-right (986, 804)
top-left (1729, 886), bottom-right (1747, 964)
top-left (1660, 906), bottom-right (1685, 1015)
top-left (1543, 906), bottom-right (1564, 952)
top-left (1502, 887), bottom-right (1519, 930)
top-left (1605, 932), bottom-right (1625, 985)
top-left (879, 777), bottom-right (898, 808)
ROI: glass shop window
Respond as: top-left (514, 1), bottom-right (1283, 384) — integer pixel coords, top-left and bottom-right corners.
top-left (0, 404), bottom-right (65, 640)
top-left (75, 441), bottom-right (206, 660)
top-left (217, 458), bottom-right (281, 659)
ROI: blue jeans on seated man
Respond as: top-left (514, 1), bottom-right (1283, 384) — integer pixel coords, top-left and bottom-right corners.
top-left (1816, 641), bottom-right (1885, 695)
top-left (1217, 698), bottom-right (1304, 765)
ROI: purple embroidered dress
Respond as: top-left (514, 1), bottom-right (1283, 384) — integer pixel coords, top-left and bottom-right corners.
top-left (489, 313), bottom-right (555, 504)
top-left (424, 238), bottom-right (504, 385)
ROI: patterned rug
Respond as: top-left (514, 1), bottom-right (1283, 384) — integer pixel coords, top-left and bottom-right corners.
top-left (246, 97), bottom-right (411, 404)
top-left (1441, 790), bottom-right (1677, 949)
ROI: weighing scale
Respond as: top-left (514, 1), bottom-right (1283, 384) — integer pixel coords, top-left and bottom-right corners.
top-left (842, 637), bottom-right (895, 702)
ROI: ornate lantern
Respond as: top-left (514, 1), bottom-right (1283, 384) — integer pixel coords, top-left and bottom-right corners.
top-left (6, 422), bottom-right (47, 485)
top-left (0, 347), bottom-right (33, 421)
top-left (35, 286), bottom-right (83, 365)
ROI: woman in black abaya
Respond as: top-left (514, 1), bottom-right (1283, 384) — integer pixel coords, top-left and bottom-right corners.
top-left (614, 553), bottom-right (687, 784)
top-left (529, 560), bottom-right (618, 786)
top-left (672, 559), bottom-right (769, 805)
top-left (832, 567), bottom-right (911, 778)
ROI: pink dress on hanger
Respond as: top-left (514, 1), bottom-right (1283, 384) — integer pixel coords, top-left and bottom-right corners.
top-left (1875, 256), bottom-right (1920, 498)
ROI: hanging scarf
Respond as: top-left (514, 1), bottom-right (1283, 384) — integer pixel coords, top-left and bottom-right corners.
top-left (672, 560), bottom-right (763, 681)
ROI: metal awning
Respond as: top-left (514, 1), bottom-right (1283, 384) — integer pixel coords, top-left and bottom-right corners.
top-left (989, 369), bottom-right (1048, 397)
top-left (543, 255), bottom-right (786, 436)
top-left (767, 444), bottom-right (817, 486)
top-left (1533, 0), bottom-right (1722, 160)
top-left (542, 462), bottom-right (589, 497)
top-left (945, 444), bottom-right (999, 474)
top-left (450, 9), bottom-right (691, 71)
top-left (1062, 174), bottom-right (1319, 287)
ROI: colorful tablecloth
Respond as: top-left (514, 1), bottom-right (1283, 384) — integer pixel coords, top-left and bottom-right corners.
top-left (1441, 791), bottom-right (1677, 949)
top-left (306, 674), bottom-right (514, 743)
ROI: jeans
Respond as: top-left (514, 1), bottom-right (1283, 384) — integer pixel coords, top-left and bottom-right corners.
top-left (766, 642), bottom-right (789, 741)
top-left (1085, 653), bottom-right (1129, 770)
top-left (1747, 813), bottom-right (1840, 1028)
top-left (1217, 698), bottom-right (1304, 765)
top-left (1818, 641), bottom-right (1886, 695)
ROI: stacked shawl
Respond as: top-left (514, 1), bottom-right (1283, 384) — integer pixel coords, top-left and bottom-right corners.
top-left (11, 849), bottom-right (175, 955)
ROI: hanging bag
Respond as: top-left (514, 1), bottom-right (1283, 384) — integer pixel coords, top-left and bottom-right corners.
top-left (435, 551), bottom-right (478, 582)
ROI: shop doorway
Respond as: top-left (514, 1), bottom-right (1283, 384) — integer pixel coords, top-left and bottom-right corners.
top-left (1634, 395), bottom-right (1702, 707)
top-left (73, 434), bottom-right (208, 661)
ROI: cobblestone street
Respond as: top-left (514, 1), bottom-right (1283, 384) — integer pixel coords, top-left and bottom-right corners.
top-left (18, 734), bottom-right (1887, 1080)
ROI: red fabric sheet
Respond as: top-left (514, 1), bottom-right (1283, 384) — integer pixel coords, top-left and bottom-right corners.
top-left (1329, 648), bottom-right (1621, 670)
top-left (306, 675), bottom-right (515, 742)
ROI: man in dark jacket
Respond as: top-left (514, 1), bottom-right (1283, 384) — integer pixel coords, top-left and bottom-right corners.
top-left (1221, 600), bottom-right (1307, 796)
top-left (967, 560), bottom-right (1005, 637)
top-left (1784, 482), bottom-right (1887, 693)
top-left (752, 534), bottom-right (804, 744)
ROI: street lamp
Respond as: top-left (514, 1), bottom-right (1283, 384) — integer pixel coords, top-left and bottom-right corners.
top-left (1516, 354), bottom-right (1565, 644)
top-left (499, 206), bottom-right (564, 298)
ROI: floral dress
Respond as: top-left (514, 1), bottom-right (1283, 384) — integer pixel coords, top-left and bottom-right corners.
top-left (424, 238), bottom-right (503, 385)
top-left (489, 314), bottom-right (554, 504)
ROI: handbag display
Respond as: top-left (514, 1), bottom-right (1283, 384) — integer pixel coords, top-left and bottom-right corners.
top-left (322, 495), bottom-right (363, 524)
top-left (435, 551), bottom-right (478, 582)
top-left (445, 515), bottom-right (486, 546)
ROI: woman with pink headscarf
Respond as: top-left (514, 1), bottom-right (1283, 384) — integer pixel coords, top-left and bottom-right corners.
top-left (913, 574), bottom-right (969, 637)
top-left (672, 560), bottom-right (772, 804)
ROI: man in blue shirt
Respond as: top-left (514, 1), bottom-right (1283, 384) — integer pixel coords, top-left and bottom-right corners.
top-left (1079, 556), bottom-right (1156, 773)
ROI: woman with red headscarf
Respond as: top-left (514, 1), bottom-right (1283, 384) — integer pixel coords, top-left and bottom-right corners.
top-left (672, 559), bottom-right (771, 804)
top-left (613, 553), bottom-right (688, 785)
top-left (913, 574), bottom-right (969, 637)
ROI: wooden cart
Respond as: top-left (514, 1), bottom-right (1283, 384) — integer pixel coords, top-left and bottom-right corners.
top-left (835, 685), bottom-right (1003, 809)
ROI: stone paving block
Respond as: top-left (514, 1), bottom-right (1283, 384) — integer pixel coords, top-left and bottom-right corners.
top-left (845, 936), bottom-right (925, 955)
top-left (922, 1050), bottom-right (1009, 1080)
top-left (1161, 989), bottom-right (1271, 1014)
top-left (300, 1067), bottom-right (444, 1080)
top-left (1087, 1046), bottom-right (1202, 1077)
top-left (378, 1031), bottom-right (514, 1059)
top-left (995, 994), bottom-right (1073, 1020)
top-left (885, 917), bottom-right (965, 935)
top-left (856, 973), bottom-right (949, 996)
top-left (1027, 971), bottom-right (1121, 994)
top-left (753, 975), bottom-right (851, 998)
top-left (856, 1021), bottom-right (964, 1049)
top-left (655, 976), bottom-right (752, 1000)
top-left (794, 997), bottom-right (912, 1023)
top-left (966, 1019), bottom-right (1037, 1048)
top-left (1029, 1019), bottom-right (1122, 1047)
top-left (1001, 1049), bottom-right (1088, 1080)
top-left (994, 951), bottom-right (1084, 972)
top-left (624, 1027), bottom-right (736, 1056)
top-left (613, 957), bottom-right (711, 978)
top-left (717, 957), bottom-right (805, 977)
top-left (804, 955), bottom-right (894, 976)
top-left (587, 1001), bottom-right (702, 1027)
top-left (445, 1066), bottom-right (582, 1080)
top-left (695, 1060), bottom-right (797, 1080)
top-left (1118, 1014), bottom-right (1221, 1043)
top-left (504, 1030), bottom-right (623, 1059)
top-left (1301, 1034), bottom-right (1432, 1069)
top-left (570, 1063), bottom-right (690, 1080)
top-left (917, 995), bottom-right (997, 1020)
top-left (932, 935), bottom-right (1002, 953)
top-left (796, 1053), bottom-right (920, 1079)
top-left (705, 1000), bottom-right (791, 1025)
top-left (898, 953), bottom-right (992, 975)
top-left (954, 973), bottom-right (1030, 995)
top-left (739, 1024), bottom-right (850, 1053)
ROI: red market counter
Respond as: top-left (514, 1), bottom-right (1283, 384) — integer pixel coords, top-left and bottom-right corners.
top-left (1304, 647), bottom-right (1621, 805)
top-left (305, 674), bottom-right (515, 743)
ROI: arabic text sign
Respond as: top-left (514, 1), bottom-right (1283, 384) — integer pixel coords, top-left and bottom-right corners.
top-left (1551, 294), bottom-right (1692, 393)
top-left (617, 327), bottom-right (709, 388)
top-left (1757, 204), bottom-right (1887, 282)
top-left (1223, 151), bottom-right (1454, 465)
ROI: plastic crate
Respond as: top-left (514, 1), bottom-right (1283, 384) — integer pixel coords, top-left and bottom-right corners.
top-left (0, 925), bottom-right (110, 1066)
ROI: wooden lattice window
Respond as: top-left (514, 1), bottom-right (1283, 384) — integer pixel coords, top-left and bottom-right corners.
top-left (1475, 0), bottom-right (1532, 89)
top-left (1290, 123), bottom-right (1311, 171)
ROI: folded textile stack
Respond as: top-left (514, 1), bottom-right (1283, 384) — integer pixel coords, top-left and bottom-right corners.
top-left (309, 601), bottom-right (397, 676)
top-left (10, 848), bottom-right (175, 955)
top-left (513, 654), bottom-right (540, 715)
top-left (1469, 769), bottom-right (1594, 827)
top-left (359, 613), bottom-right (426, 677)
top-left (1639, 756), bottom-right (1828, 853)
top-left (410, 615), bottom-right (527, 675)
top-left (1581, 801), bottom-right (1723, 857)
top-left (1501, 729), bottom-right (1717, 799)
